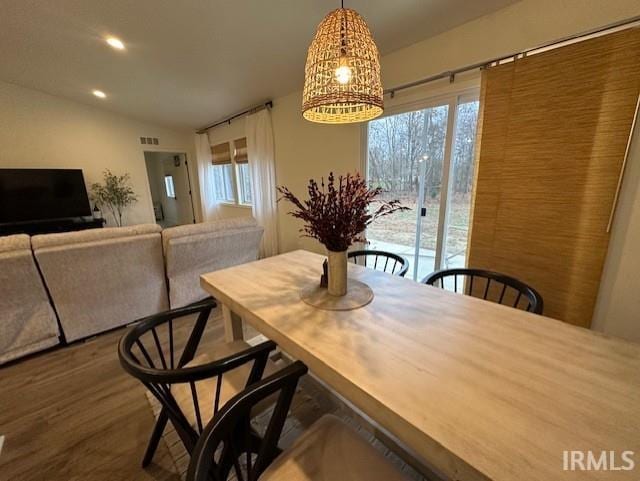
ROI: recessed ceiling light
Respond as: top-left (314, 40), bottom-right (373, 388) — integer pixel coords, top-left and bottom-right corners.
top-left (92, 90), bottom-right (107, 99)
top-left (105, 36), bottom-right (125, 50)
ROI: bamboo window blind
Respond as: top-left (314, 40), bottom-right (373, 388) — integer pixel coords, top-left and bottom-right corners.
top-left (233, 137), bottom-right (248, 164)
top-left (211, 141), bottom-right (231, 165)
top-left (467, 28), bottom-right (640, 327)
top-left (211, 138), bottom-right (248, 164)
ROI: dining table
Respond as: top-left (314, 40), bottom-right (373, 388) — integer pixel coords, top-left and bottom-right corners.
top-left (200, 249), bottom-right (640, 481)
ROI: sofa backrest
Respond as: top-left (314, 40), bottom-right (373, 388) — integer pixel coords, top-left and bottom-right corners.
top-left (0, 234), bottom-right (59, 364)
top-left (32, 224), bottom-right (168, 342)
top-left (32, 223), bottom-right (162, 249)
top-left (162, 218), bottom-right (264, 308)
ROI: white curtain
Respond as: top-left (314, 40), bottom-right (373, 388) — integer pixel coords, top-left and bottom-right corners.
top-left (246, 109), bottom-right (279, 257)
top-left (195, 133), bottom-right (221, 221)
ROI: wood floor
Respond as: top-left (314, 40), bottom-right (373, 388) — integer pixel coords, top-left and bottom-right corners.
top-left (0, 312), bottom-right (227, 481)
top-left (0, 309), bottom-right (427, 480)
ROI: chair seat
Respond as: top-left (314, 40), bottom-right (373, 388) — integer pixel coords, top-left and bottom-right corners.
top-left (259, 415), bottom-right (409, 481)
top-left (173, 340), bottom-right (278, 428)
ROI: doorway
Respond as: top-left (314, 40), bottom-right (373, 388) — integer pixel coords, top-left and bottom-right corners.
top-left (365, 93), bottom-right (480, 281)
top-left (144, 151), bottom-right (196, 228)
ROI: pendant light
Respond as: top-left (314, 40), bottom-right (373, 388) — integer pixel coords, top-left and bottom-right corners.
top-left (302, 1), bottom-right (383, 124)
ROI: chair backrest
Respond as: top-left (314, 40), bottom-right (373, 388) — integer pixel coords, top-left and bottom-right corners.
top-left (348, 250), bottom-right (409, 277)
top-left (118, 299), bottom-right (276, 452)
top-left (422, 268), bottom-right (544, 314)
top-left (187, 361), bottom-right (308, 481)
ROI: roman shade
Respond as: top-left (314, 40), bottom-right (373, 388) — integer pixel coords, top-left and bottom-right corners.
top-left (211, 141), bottom-right (231, 165)
top-left (211, 139), bottom-right (248, 164)
top-left (233, 137), bottom-right (248, 164)
top-left (467, 28), bottom-right (640, 327)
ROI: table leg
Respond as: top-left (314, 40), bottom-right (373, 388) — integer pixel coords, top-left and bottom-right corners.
top-left (222, 304), bottom-right (244, 342)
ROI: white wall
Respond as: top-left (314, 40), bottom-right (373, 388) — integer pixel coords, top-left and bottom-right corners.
top-left (592, 120), bottom-right (640, 342)
top-left (204, 0), bottom-right (640, 340)
top-left (0, 80), bottom-right (198, 226)
top-left (380, 0), bottom-right (640, 88)
top-left (272, 92), bottom-right (362, 253)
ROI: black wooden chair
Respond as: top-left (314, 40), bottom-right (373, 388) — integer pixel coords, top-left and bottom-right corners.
top-left (118, 297), bottom-right (278, 467)
top-left (422, 268), bottom-right (544, 314)
top-left (187, 361), bottom-right (409, 481)
top-left (348, 250), bottom-right (409, 277)
top-left (186, 361), bottom-right (307, 481)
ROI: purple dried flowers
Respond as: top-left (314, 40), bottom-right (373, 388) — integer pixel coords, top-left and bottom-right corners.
top-left (278, 172), bottom-right (408, 252)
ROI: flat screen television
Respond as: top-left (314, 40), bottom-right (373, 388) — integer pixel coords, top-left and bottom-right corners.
top-left (0, 169), bottom-right (92, 224)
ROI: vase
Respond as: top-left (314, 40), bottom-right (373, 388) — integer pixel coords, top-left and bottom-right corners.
top-left (327, 249), bottom-right (348, 297)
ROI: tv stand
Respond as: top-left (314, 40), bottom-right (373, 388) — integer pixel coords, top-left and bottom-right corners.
top-left (0, 217), bottom-right (106, 236)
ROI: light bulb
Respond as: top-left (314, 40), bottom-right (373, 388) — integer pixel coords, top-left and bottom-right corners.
top-left (335, 65), bottom-right (352, 85)
top-left (105, 37), bottom-right (125, 50)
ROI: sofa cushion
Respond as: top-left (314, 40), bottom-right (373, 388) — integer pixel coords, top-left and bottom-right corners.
top-left (0, 237), bottom-right (59, 365)
top-left (0, 233), bottom-right (30, 253)
top-left (161, 217), bottom-right (257, 252)
top-left (34, 229), bottom-right (168, 342)
top-left (162, 219), bottom-right (263, 308)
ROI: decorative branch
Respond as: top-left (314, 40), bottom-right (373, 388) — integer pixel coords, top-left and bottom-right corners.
top-left (278, 172), bottom-right (409, 252)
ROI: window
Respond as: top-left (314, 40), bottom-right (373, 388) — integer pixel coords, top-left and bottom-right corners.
top-left (164, 175), bottom-right (176, 198)
top-left (211, 141), bottom-right (235, 202)
top-left (233, 138), bottom-right (252, 205)
top-left (365, 92), bottom-right (480, 281)
top-left (210, 137), bottom-right (252, 205)
top-left (237, 163), bottom-right (252, 204)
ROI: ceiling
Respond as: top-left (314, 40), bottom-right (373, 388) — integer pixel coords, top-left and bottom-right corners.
top-left (0, 0), bottom-right (518, 130)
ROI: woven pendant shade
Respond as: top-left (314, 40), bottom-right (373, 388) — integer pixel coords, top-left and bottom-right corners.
top-left (302, 8), bottom-right (383, 124)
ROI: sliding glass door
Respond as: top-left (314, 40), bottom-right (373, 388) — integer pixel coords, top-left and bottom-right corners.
top-left (365, 93), bottom-right (479, 281)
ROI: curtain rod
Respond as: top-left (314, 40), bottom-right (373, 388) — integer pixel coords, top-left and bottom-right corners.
top-left (196, 15), bottom-right (640, 128)
top-left (196, 100), bottom-right (273, 134)
top-left (385, 14), bottom-right (640, 98)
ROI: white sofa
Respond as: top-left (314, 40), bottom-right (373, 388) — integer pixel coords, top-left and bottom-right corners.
top-left (162, 218), bottom-right (264, 308)
top-left (32, 224), bottom-right (169, 342)
top-left (0, 234), bottom-right (60, 364)
top-left (0, 219), bottom-right (264, 363)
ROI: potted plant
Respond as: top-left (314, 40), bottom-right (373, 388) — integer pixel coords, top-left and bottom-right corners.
top-left (90, 170), bottom-right (138, 227)
top-left (278, 172), bottom-right (407, 297)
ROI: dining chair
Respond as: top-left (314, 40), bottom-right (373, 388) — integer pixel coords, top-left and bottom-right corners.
top-left (187, 361), bottom-right (409, 481)
top-left (348, 249), bottom-right (409, 277)
top-left (118, 297), bottom-right (278, 467)
top-left (422, 268), bottom-right (544, 314)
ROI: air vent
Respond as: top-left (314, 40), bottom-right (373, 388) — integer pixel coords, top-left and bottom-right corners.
top-left (140, 137), bottom-right (159, 145)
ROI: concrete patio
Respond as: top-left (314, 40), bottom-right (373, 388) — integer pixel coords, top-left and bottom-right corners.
top-left (366, 238), bottom-right (466, 281)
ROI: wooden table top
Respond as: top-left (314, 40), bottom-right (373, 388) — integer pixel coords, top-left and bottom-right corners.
top-left (201, 250), bottom-right (640, 481)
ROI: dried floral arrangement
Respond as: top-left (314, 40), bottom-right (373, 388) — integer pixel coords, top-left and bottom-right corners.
top-left (278, 172), bottom-right (408, 252)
